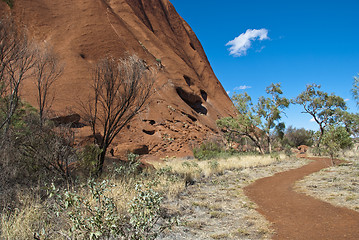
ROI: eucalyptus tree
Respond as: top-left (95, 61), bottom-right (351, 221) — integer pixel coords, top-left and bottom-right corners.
top-left (294, 84), bottom-right (347, 147)
top-left (217, 92), bottom-right (264, 154)
top-left (351, 74), bottom-right (359, 107)
top-left (255, 83), bottom-right (290, 153)
top-left (217, 83), bottom-right (289, 154)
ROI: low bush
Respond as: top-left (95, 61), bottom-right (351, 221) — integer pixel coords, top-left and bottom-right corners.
top-left (193, 141), bottom-right (231, 160)
top-left (48, 179), bottom-right (177, 240)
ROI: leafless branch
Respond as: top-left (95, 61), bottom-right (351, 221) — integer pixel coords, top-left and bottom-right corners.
top-left (83, 55), bottom-right (155, 174)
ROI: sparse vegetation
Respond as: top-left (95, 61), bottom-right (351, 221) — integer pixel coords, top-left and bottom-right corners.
top-left (293, 84), bottom-right (347, 148)
top-left (157, 154), bottom-right (309, 240)
top-left (217, 83), bottom-right (289, 154)
top-left (283, 125), bottom-right (314, 147)
top-left (1, 8), bottom-right (359, 240)
top-left (351, 74), bottom-right (359, 107)
top-left (320, 125), bottom-right (353, 160)
top-left (81, 55), bottom-right (155, 175)
top-left (295, 147), bottom-right (359, 212)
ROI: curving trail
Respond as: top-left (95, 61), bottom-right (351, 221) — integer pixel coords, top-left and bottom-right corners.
top-left (244, 157), bottom-right (359, 240)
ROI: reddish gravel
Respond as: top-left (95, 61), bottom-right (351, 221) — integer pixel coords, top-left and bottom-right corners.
top-left (245, 157), bottom-right (359, 240)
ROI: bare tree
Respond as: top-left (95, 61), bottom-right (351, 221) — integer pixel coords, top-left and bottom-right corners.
top-left (0, 17), bottom-right (36, 135)
top-left (85, 55), bottom-right (155, 174)
top-left (33, 46), bottom-right (63, 126)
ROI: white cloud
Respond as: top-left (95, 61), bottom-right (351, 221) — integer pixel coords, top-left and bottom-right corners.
top-left (345, 98), bottom-right (350, 102)
top-left (234, 85), bottom-right (252, 91)
top-left (310, 118), bottom-right (316, 122)
top-left (226, 91), bottom-right (230, 95)
top-left (226, 28), bottom-right (269, 57)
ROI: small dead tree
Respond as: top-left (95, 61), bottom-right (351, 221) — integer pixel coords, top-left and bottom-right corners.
top-left (0, 17), bottom-right (36, 135)
top-left (86, 55), bottom-right (155, 174)
top-left (33, 46), bottom-right (63, 126)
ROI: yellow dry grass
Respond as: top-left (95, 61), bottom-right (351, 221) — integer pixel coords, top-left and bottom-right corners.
top-left (151, 154), bottom-right (284, 178)
top-left (1, 153), bottom-right (286, 239)
top-left (0, 197), bottom-right (47, 240)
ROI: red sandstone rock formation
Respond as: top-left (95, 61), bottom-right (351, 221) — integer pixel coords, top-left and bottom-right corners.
top-left (0, 0), bottom-right (236, 158)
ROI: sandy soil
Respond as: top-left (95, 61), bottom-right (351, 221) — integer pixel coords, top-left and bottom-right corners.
top-left (245, 157), bottom-right (359, 240)
top-left (159, 157), bottom-right (310, 239)
top-left (295, 158), bottom-right (359, 212)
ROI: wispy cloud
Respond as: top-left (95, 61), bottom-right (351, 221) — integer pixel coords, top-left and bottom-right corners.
top-left (234, 85), bottom-right (252, 91)
top-left (345, 98), bottom-right (350, 102)
top-left (226, 28), bottom-right (269, 57)
top-left (226, 91), bottom-right (230, 95)
top-left (310, 118), bottom-right (316, 122)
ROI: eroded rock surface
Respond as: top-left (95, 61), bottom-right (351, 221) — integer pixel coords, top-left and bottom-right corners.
top-left (1, 0), bottom-right (236, 158)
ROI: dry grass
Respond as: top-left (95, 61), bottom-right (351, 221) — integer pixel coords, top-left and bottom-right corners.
top-left (0, 194), bottom-right (51, 240)
top-left (295, 148), bottom-right (359, 212)
top-left (1, 153), bottom-right (308, 239)
top-left (159, 154), bottom-right (309, 240)
top-left (151, 154), bottom-right (284, 178)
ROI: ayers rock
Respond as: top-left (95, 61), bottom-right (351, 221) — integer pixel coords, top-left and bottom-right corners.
top-left (0, 0), bottom-right (236, 158)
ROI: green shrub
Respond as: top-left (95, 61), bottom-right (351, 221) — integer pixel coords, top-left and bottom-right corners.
top-left (49, 180), bottom-right (177, 239)
top-left (108, 153), bottom-right (141, 178)
top-left (49, 179), bottom-right (122, 239)
top-left (78, 144), bottom-right (102, 177)
top-left (208, 160), bottom-right (219, 170)
top-left (321, 125), bottom-right (353, 160)
top-left (284, 144), bottom-right (293, 157)
top-left (270, 152), bottom-right (280, 161)
top-left (129, 183), bottom-right (177, 239)
top-left (193, 141), bottom-right (225, 160)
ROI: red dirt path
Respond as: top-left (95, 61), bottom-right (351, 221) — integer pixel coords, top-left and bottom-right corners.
top-left (244, 157), bottom-right (359, 240)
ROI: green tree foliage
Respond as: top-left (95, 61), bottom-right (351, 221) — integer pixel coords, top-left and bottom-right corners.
top-left (283, 126), bottom-right (314, 147)
top-left (321, 125), bottom-right (353, 160)
top-left (255, 83), bottom-right (290, 153)
top-left (217, 92), bottom-right (264, 154)
top-left (338, 111), bottom-right (359, 138)
top-left (294, 84), bottom-right (347, 147)
top-left (217, 83), bottom-right (289, 154)
top-left (351, 74), bottom-right (359, 107)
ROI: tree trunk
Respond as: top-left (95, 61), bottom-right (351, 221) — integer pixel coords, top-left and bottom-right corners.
top-left (267, 134), bottom-right (272, 154)
top-left (96, 147), bottom-right (107, 176)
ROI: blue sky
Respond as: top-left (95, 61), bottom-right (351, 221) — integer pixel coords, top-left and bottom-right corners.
top-left (170, 0), bottom-right (359, 130)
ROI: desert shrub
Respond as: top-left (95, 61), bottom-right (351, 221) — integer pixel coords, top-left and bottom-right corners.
top-left (208, 160), bottom-right (219, 170)
top-left (108, 153), bottom-right (142, 178)
top-left (193, 141), bottom-right (226, 160)
top-left (48, 179), bottom-right (176, 240)
top-left (79, 144), bottom-right (103, 177)
top-left (49, 179), bottom-right (123, 239)
top-left (18, 121), bottom-right (77, 184)
top-left (283, 144), bottom-right (293, 157)
top-left (283, 126), bottom-right (314, 147)
top-left (270, 152), bottom-right (280, 161)
top-left (321, 125), bottom-right (353, 160)
top-left (128, 183), bottom-right (177, 239)
top-left (0, 104), bottom-right (79, 211)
